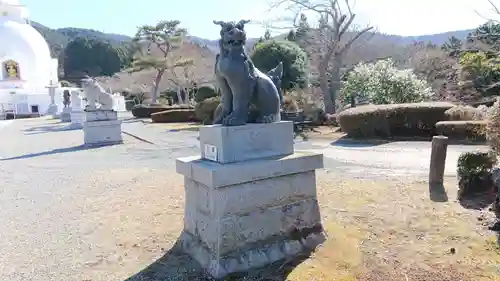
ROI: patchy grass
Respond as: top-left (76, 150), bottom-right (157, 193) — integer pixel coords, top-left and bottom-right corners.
top-left (70, 170), bottom-right (498, 281)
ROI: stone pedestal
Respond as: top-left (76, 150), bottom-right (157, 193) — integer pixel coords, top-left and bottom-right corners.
top-left (70, 110), bottom-right (85, 129)
top-left (47, 104), bottom-right (58, 117)
top-left (176, 121), bottom-right (325, 279)
top-left (83, 110), bottom-right (122, 147)
top-left (60, 107), bottom-right (72, 122)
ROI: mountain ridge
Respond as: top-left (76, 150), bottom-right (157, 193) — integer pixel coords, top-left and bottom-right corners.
top-left (30, 21), bottom-right (475, 55)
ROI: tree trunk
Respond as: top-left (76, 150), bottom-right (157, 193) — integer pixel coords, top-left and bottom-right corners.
top-left (327, 56), bottom-right (343, 114)
top-left (176, 86), bottom-right (184, 104)
top-left (319, 63), bottom-right (335, 114)
top-left (152, 70), bottom-right (164, 104)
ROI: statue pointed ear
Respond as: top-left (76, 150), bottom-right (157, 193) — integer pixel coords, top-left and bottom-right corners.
top-left (276, 61), bottom-right (283, 77)
top-left (213, 20), bottom-right (225, 26)
top-left (268, 61), bottom-right (283, 78)
top-left (235, 19), bottom-right (250, 29)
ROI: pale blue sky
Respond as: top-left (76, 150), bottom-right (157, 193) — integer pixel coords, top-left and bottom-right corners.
top-left (16, 0), bottom-right (499, 39)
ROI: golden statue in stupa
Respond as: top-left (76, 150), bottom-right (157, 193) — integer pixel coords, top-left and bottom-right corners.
top-left (3, 60), bottom-right (20, 79)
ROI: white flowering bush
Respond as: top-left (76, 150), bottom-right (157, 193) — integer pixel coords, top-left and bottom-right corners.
top-left (340, 59), bottom-right (434, 105)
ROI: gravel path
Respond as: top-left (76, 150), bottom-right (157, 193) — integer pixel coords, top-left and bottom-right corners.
top-left (121, 118), bottom-right (487, 179)
top-left (0, 116), bottom-right (487, 280)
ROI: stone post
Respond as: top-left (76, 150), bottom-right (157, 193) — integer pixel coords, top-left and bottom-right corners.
top-left (46, 85), bottom-right (58, 116)
top-left (49, 87), bottom-right (55, 104)
top-left (429, 135), bottom-right (449, 185)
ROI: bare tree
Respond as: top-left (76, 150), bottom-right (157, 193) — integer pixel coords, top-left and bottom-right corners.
top-left (167, 58), bottom-right (215, 104)
top-left (271, 0), bottom-right (373, 113)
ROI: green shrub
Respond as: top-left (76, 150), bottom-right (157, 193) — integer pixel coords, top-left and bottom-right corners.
top-left (435, 120), bottom-right (487, 141)
top-left (444, 105), bottom-right (485, 121)
top-left (132, 104), bottom-right (192, 118)
top-left (337, 102), bottom-right (454, 138)
top-left (151, 109), bottom-right (197, 123)
top-left (195, 97), bottom-right (220, 124)
top-left (194, 86), bottom-right (218, 103)
top-left (457, 151), bottom-right (497, 199)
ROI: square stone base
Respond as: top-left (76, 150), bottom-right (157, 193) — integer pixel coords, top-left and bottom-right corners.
top-left (83, 120), bottom-right (123, 147)
top-left (85, 109), bottom-right (117, 122)
top-left (176, 152), bottom-right (324, 279)
top-left (70, 111), bottom-right (85, 129)
top-left (60, 107), bottom-right (72, 122)
top-left (199, 121), bottom-right (294, 164)
top-left (47, 104), bottom-right (58, 116)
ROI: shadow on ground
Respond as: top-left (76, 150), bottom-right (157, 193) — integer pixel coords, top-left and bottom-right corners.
top-left (429, 183), bottom-right (449, 202)
top-left (459, 192), bottom-right (496, 210)
top-left (121, 117), bottom-right (148, 124)
top-left (23, 123), bottom-right (81, 135)
top-left (0, 144), bottom-right (104, 161)
top-left (125, 239), bottom-right (310, 281)
top-left (330, 136), bottom-right (390, 148)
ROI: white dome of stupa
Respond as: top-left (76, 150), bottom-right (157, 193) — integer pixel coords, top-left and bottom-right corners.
top-left (0, 0), bottom-right (52, 90)
top-left (0, 0), bottom-right (19, 5)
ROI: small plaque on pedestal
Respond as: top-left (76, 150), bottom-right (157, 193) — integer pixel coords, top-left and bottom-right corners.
top-left (204, 144), bottom-right (217, 162)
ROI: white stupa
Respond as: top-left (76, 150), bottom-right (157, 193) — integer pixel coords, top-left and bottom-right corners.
top-left (0, 0), bottom-right (59, 116)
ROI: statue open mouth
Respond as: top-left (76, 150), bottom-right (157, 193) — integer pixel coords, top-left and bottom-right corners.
top-left (227, 39), bottom-right (244, 46)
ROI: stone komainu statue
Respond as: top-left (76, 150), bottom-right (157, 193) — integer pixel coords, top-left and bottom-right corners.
top-left (62, 90), bottom-right (71, 108)
top-left (80, 76), bottom-right (114, 111)
top-left (212, 19), bottom-right (283, 126)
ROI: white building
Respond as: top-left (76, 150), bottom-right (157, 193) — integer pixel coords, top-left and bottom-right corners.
top-left (0, 0), bottom-right (60, 117)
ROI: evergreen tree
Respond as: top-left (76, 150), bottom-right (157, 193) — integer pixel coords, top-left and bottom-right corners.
top-left (129, 20), bottom-right (192, 103)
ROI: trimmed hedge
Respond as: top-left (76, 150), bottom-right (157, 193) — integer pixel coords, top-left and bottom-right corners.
top-left (435, 120), bottom-right (486, 141)
top-left (337, 102), bottom-right (455, 138)
top-left (132, 104), bottom-right (193, 118)
top-left (444, 105), bottom-right (484, 121)
top-left (151, 109), bottom-right (197, 123)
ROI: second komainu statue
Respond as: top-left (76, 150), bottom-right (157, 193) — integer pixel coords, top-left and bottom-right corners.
top-left (213, 19), bottom-right (284, 126)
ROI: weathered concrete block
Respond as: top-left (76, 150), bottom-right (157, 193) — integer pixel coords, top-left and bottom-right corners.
top-left (70, 110), bottom-right (86, 129)
top-left (177, 151), bottom-right (325, 278)
top-left (184, 170), bottom-right (317, 217)
top-left (177, 151), bottom-right (323, 188)
top-left (83, 110), bottom-right (122, 147)
top-left (184, 195), bottom-right (322, 255)
top-left (84, 109), bottom-right (117, 122)
top-left (199, 121), bottom-right (294, 164)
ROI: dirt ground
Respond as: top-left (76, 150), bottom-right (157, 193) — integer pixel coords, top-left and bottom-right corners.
top-left (72, 168), bottom-right (500, 281)
top-left (5, 118), bottom-right (496, 280)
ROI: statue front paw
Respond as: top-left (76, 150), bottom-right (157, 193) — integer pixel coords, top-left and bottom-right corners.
top-left (222, 113), bottom-right (247, 126)
top-left (258, 114), bottom-right (279, 123)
